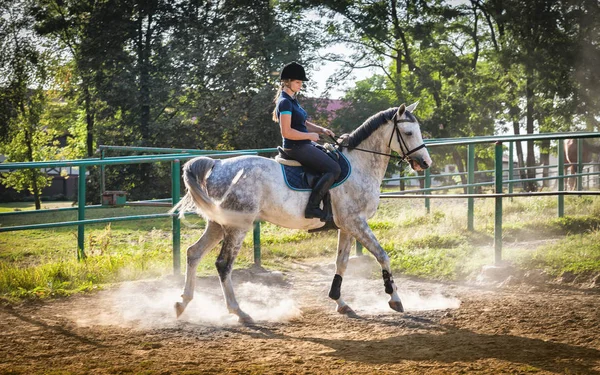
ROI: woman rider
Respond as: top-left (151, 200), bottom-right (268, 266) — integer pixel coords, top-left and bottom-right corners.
top-left (272, 61), bottom-right (341, 222)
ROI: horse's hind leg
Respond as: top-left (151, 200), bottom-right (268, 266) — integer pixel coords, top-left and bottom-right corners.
top-left (216, 227), bottom-right (253, 324)
top-left (329, 230), bottom-right (357, 316)
top-left (343, 218), bottom-right (404, 313)
top-left (175, 220), bottom-right (223, 318)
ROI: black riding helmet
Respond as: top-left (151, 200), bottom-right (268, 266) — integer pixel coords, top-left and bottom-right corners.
top-left (280, 61), bottom-right (309, 81)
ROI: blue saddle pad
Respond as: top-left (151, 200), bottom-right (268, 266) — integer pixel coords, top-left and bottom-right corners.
top-left (280, 152), bottom-right (351, 191)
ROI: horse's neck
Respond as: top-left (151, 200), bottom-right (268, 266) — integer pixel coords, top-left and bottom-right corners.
top-left (347, 126), bottom-right (392, 183)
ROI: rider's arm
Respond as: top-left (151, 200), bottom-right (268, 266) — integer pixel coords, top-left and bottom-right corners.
top-left (306, 121), bottom-right (335, 138)
top-left (280, 114), bottom-right (319, 142)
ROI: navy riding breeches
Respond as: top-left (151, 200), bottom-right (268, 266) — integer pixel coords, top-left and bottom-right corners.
top-left (284, 143), bottom-right (341, 179)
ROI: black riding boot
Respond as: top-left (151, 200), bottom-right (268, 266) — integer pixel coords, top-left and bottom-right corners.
top-left (305, 172), bottom-right (335, 222)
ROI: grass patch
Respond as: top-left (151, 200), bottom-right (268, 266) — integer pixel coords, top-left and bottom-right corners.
top-left (513, 231), bottom-right (600, 277)
top-left (2, 196), bottom-right (600, 301)
top-left (500, 215), bottom-right (600, 242)
top-left (0, 201), bottom-right (74, 213)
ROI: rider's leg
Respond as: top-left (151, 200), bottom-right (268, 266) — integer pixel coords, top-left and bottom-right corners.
top-left (286, 143), bottom-right (341, 220)
top-left (305, 172), bottom-right (336, 220)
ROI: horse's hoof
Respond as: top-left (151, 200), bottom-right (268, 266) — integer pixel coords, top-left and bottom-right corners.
top-left (388, 300), bottom-right (404, 313)
top-left (238, 314), bottom-right (255, 325)
top-left (337, 305), bottom-right (359, 318)
top-left (175, 302), bottom-right (186, 318)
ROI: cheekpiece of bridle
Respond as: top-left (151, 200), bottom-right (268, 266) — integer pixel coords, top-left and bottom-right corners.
top-left (386, 114), bottom-right (427, 165)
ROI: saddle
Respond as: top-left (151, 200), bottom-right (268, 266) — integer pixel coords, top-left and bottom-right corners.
top-left (275, 144), bottom-right (351, 190)
top-left (275, 144), bottom-right (351, 232)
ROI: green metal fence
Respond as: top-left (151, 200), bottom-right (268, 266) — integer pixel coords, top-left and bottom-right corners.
top-left (0, 150), bottom-right (258, 273)
top-left (379, 132), bottom-right (600, 263)
top-left (1, 132), bottom-right (599, 271)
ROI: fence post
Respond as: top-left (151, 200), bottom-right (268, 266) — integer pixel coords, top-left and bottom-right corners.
top-left (558, 140), bottom-right (565, 217)
top-left (577, 138), bottom-right (583, 192)
top-left (100, 148), bottom-right (106, 196)
top-left (355, 240), bottom-right (363, 256)
top-left (425, 168), bottom-right (431, 214)
top-left (508, 142), bottom-right (514, 199)
top-left (467, 144), bottom-right (475, 231)
top-left (494, 142), bottom-right (503, 265)
top-left (171, 160), bottom-right (181, 274)
top-left (253, 221), bottom-right (261, 266)
top-left (77, 165), bottom-right (87, 260)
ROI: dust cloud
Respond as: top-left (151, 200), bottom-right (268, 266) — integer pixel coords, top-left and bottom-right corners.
top-left (71, 262), bottom-right (460, 329)
top-left (339, 256), bottom-right (462, 314)
top-left (335, 277), bottom-right (461, 315)
top-left (72, 279), bottom-right (302, 329)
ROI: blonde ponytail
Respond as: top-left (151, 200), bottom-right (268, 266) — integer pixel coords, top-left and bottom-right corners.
top-left (272, 80), bottom-right (292, 123)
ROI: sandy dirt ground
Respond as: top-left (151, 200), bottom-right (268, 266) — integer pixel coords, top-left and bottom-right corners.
top-left (1, 257), bottom-right (600, 375)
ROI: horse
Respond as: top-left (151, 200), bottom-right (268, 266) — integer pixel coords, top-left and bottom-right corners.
top-left (564, 139), bottom-right (600, 190)
top-left (171, 102), bottom-right (432, 323)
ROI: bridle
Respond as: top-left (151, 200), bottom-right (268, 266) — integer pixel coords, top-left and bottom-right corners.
top-left (331, 115), bottom-right (427, 164)
top-left (387, 115), bottom-right (427, 162)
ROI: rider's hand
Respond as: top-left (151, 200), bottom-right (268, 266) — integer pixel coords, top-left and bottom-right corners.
top-left (308, 132), bottom-right (320, 142)
top-left (322, 128), bottom-right (335, 138)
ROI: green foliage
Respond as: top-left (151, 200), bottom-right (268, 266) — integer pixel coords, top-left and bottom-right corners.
top-left (399, 210), bottom-right (445, 227)
top-left (553, 216), bottom-right (600, 233)
top-left (388, 244), bottom-right (478, 280)
top-left (515, 231), bottom-right (600, 277)
top-left (367, 220), bottom-right (394, 230)
top-left (401, 233), bottom-right (465, 250)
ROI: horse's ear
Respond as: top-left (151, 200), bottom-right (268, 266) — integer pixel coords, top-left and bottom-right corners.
top-left (395, 104), bottom-right (406, 119)
top-left (406, 101), bottom-right (419, 113)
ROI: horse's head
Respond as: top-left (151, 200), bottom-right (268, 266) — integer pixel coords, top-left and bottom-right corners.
top-left (389, 102), bottom-right (432, 171)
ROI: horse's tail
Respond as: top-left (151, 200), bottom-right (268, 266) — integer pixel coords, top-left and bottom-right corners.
top-left (170, 156), bottom-right (253, 228)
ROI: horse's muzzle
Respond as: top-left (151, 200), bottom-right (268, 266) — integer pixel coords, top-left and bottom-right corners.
top-left (409, 157), bottom-right (431, 171)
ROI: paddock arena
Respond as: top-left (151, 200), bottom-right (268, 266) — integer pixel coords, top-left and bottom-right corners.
top-left (1, 258), bottom-right (599, 374)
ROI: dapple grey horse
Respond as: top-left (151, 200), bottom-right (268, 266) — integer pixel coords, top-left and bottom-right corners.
top-left (171, 103), bottom-right (432, 323)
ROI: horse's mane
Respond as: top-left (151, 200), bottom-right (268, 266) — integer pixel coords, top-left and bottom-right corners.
top-left (344, 107), bottom-right (400, 149)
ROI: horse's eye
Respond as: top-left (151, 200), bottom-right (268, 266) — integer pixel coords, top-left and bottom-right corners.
top-left (405, 132), bottom-right (413, 136)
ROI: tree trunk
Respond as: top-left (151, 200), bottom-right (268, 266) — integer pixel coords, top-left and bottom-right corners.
top-left (452, 150), bottom-right (467, 194)
top-left (539, 139), bottom-right (550, 188)
top-left (390, 0), bottom-right (402, 100)
top-left (83, 79), bottom-right (95, 157)
top-left (24, 128), bottom-right (41, 210)
top-left (525, 71), bottom-right (537, 192)
top-left (138, 17), bottom-right (151, 144)
top-left (512, 119), bottom-right (527, 189)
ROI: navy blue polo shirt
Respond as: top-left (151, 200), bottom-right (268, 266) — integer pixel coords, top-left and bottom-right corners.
top-left (276, 91), bottom-right (310, 148)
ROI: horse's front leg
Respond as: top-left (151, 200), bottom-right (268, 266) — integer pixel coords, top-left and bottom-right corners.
top-left (175, 220), bottom-right (223, 318)
top-left (344, 218), bottom-right (404, 313)
top-left (329, 229), bottom-right (357, 316)
top-left (216, 227), bottom-right (253, 324)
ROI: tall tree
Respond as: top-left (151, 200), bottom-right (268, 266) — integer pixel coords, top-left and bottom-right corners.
top-left (32, 0), bottom-right (106, 158)
top-left (481, 0), bottom-right (584, 190)
top-left (0, 0), bottom-right (58, 209)
top-left (299, 0), bottom-right (503, 189)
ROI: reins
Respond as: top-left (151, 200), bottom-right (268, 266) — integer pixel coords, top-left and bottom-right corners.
top-left (327, 116), bottom-right (427, 164)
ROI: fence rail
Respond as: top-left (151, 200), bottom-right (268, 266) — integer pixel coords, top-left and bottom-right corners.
top-left (1, 132), bottom-right (599, 271)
